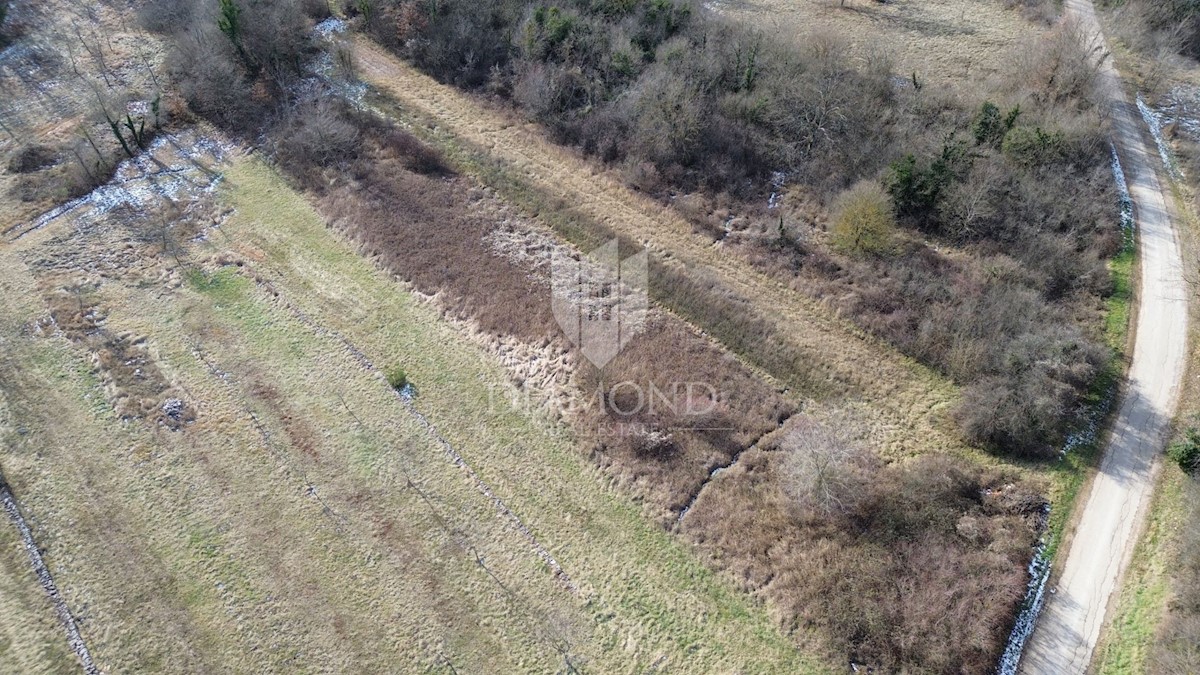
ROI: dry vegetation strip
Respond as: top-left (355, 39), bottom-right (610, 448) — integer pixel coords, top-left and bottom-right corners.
top-left (359, 0), bottom-right (1121, 460)
top-left (284, 107), bottom-right (797, 520)
top-left (353, 38), bottom-right (965, 459)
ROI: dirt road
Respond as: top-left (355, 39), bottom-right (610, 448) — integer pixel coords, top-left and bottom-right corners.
top-left (1019, 1), bottom-right (1190, 672)
top-left (353, 39), bottom-right (965, 458)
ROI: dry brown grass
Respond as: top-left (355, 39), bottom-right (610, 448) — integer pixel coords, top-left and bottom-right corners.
top-left (0, 299), bottom-right (77, 675)
top-left (353, 39), bottom-right (966, 462)
top-left (35, 278), bottom-right (195, 428)
top-left (718, 0), bottom-right (1046, 88)
top-left (0, 0), bottom-right (168, 232)
top-left (301, 113), bottom-right (794, 520)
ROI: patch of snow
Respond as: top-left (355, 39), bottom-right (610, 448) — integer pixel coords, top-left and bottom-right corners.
top-left (161, 397), bottom-right (185, 420)
top-left (1159, 84), bottom-right (1200, 141)
top-left (306, 47), bottom-right (367, 105)
top-left (1110, 143), bottom-right (1136, 251)
top-left (0, 40), bottom-right (33, 64)
top-left (1137, 93), bottom-right (1182, 181)
top-left (1061, 376), bottom-right (1119, 459)
top-left (997, 518), bottom-right (1052, 675)
top-left (314, 17), bottom-right (348, 38)
top-left (18, 131), bottom-right (233, 238)
top-left (767, 170), bottom-right (787, 210)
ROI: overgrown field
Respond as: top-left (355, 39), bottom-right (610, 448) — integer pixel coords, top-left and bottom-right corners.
top-left (0, 147), bottom-right (818, 671)
top-left (360, 0), bottom-right (1120, 462)
top-left (0, 0), bottom-right (169, 230)
top-left (0, 0), bottom-right (1142, 672)
top-left (131, 0), bottom-right (1127, 670)
top-left (278, 96), bottom-right (1047, 670)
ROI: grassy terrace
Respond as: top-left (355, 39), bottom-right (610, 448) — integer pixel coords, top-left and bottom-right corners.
top-left (0, 254), bottom-right (80, 675)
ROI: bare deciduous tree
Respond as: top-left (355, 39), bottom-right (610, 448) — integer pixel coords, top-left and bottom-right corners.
top-left (781, 417), bottom-right (875, 519)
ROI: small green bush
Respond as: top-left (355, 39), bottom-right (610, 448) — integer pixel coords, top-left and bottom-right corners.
top-left (1001, 126), bottom-right (1066, 166)
top-left (1168, 428), bottom-right (1200, 475)
top-left (971, 101), bottom-right (1020, 148)
top-left (386, 365), bottom-right (408, 391)
top-left (831, 181), bottom-right (895, 256)
top-left (885, 140), bottom-right (968, 226)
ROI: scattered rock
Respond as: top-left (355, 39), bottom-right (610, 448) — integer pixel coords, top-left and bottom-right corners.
top-left (160, 398), bottom-right (185, 421)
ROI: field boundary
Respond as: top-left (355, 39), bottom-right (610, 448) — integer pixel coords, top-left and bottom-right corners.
top-left (0, 477), bottom-right (98, 675)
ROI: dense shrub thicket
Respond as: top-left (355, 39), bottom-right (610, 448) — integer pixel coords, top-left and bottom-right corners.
top-left (366, 0), bottom-right (1118, 458)
top-left (855, 101), bottom-right (1115, 457)
top-left (365, 0), bottom-right (890, 196)
top-left (1111, 0), bottom-right (1200, 60)
top-left (145, 0), bottom-right (1116, 458)
top-left (142, 0), bottom-right (330, 132)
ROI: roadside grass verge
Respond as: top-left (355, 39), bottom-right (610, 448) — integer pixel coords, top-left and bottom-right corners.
top-left (1105, 248), bottom-right (1136, 356)
top-left (1094, 466), bottom-right (1188, 674)
top-left (1089, 92), bottom-right (1200, 671)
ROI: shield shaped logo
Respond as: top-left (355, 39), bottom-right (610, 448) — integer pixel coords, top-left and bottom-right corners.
top-left (551, 239), bottom-right (648, 368)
